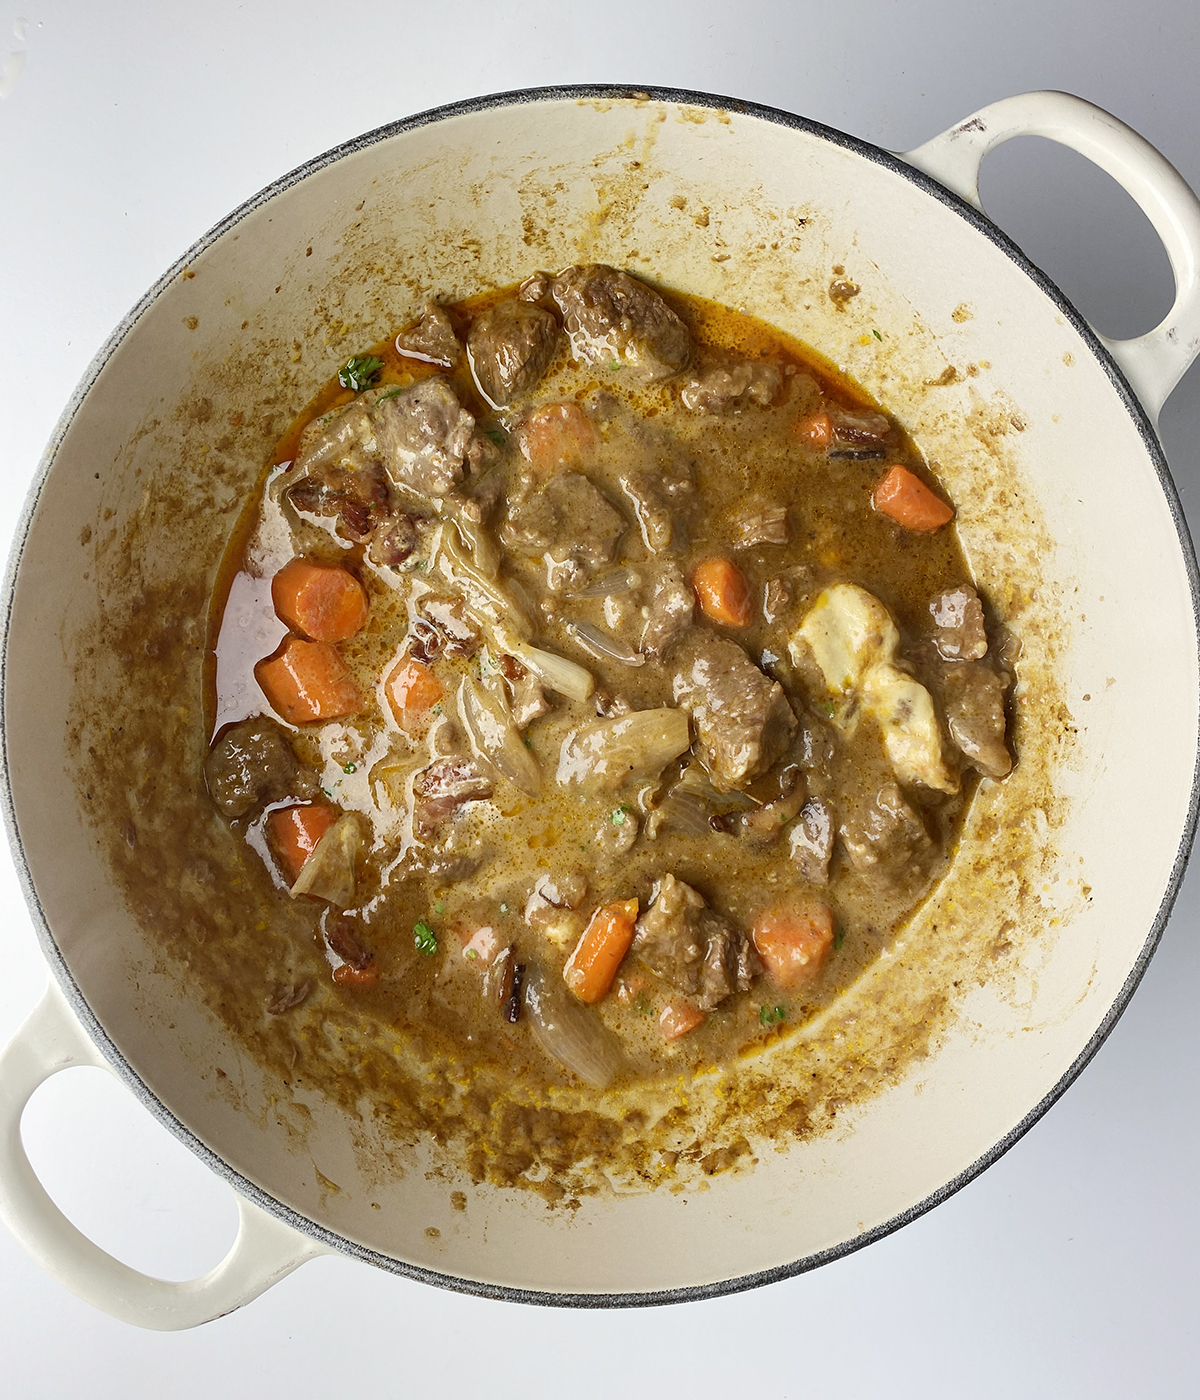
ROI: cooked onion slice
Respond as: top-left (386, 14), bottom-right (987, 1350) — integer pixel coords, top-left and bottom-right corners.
top-left (524, 964), bottom-right (626, 1088)
top-left (557, 708), bottom-right (692, 792)
top-left (435, 523), bottom-right (532, 637)
top-left (289, 813), bottom-right (363, 907)
top-left (457, 676), bottom-right (541, 797)
top-left (494, 627), bottom-right (594, 702)
top-left (565, 620), bottom-right (646, 668)
top-left (574, 567), bottom-right (642, 599)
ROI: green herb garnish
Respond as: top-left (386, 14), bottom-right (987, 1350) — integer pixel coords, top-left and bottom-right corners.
top-left (338, 354), bottom-right (385, 392)
top-left (413, 920), bottom-right (438, 956)
top-left (376, 385), bottom-right (404, 402)
top-left (611, 805), bottom-right (631, 826)
top-left (872, 329), bottom-right (883, 342)
top-left (435, 899), bottom-right (445, 915)
top-left (485, 428), bottom-right (508, 447)
top-left (759, 1004), bottom-right (786, 1027)
top-left (834, 923), bottom-right (846, 950)
top-left (499, 902), bottom-right (509, 914)
top-left (321, 786), bottom-right (334, 799)
top-left (608, 359), bottom-right (622, 371)
top-left (342, 762), bottom-right (357, 774)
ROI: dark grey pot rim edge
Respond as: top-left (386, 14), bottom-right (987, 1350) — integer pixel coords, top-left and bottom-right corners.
top-left (1, 81), bottom-right (1197, 1311)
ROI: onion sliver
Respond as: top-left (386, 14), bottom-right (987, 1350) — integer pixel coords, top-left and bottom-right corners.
top-left (524, 965), bottom-right (626, 1088)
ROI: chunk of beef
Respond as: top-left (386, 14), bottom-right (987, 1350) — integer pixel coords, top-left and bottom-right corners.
top-left (731, 499), bottom-right (789, 547)
top-left (789, 798), bottom-right (834, 884)
top-left (524, 871), bottom-right (588, 928)
top-left (371, 378), bottom-right (475, 499)
top-left (762, 576), bottom-right (792, 623)
top-left (500, 472), bottom-right (625, 590)
top-left (412, 757), bottom-right (494, 836)
top-left (943, 662), bottom-right (1012, 778)
top-left (640, 563), bottom-right (695, 660)
top-left (551, 264), bottom-right (693, 382)
top-left (930, 585), bottom-right (988, 661)
top-left (672, 631), bottom-right (797, 791)
top-left (366, 511), bottom-right (419, 568)
top-left (205, 719), bottom-right (313, 818)
top-left (829, 407), bottom-right (893, 449)
top-left (518, 271), bottom-right (553, 303)
top-left (416, 594), bottom-right (481, 659)
top-left (632, 874), bottom-right (760, 1010)
top-left (839, 782), bottom-right (931, 877)
top-left (616, 469), bottom-right (679, 551)
top-left (396, 303), bottom-right (462, 367)
top-left (467, 300), bottom-right (560, 406)
top-left (680, 361), bottom-right (782, 414)
top-left (326, 915), bottom-right (375, 973)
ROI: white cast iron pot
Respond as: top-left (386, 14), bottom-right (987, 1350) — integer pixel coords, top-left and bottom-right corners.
top-left (0, 87), bottom-right (1197, 1329)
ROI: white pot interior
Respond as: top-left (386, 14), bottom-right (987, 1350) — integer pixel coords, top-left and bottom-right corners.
top-left (4, 93), bottom-right (1196, 1296)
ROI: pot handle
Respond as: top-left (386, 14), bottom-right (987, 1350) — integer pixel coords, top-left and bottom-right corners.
top-left (901, 90), bottom-right (1200, 421)
top-left (0, 981), bottom-right (330, 1330)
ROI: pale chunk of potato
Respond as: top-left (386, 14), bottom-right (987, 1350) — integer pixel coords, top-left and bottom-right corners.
top-left (791, 583), bottom-right (958, 794)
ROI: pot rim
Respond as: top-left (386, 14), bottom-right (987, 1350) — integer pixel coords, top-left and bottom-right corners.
top-left (2, 82), bottom-right (1197, 1309)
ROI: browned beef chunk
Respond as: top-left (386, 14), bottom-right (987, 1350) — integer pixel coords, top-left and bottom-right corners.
top-left (518, 271), bottom-right (554, 302)
top-left (672, 631), bottom-right (797, 791)
top-left (930, 585), bottom-right (989, 661)
top-left (372, 378), bottom-right (474, 499)
top-left (500, 472), bottom-right (625, 590)
top-left (416, 594), bottom-right (481, 659)
top-left (366, 511), bottom-right (419, 568)
top-left (326, 916), bottom-right (375, 972)
top-left (467, 300), bottom-right (560, 406)
top-left (828, 407), bottom-right (894, 455)
top-left (839, 782), bottom-right (931, 877)
top-left (731, 499), bottom-right (789, 547)
top-left (943, 662), bottom-right (1012, 778)
top-left (632, 874), bottom-right (760, 1010)
top-left (680, 361), bottom-right (782, 414)
top-left (551, 264), bottom-right (693, 382)
top-left (640, 563), bottom-right (695, 660)
top-left (413, 757), bottom-right (494, 835)
top-left (205, 719), bottom-right (313, 818)
top-left (396, 303), bottom-right (462, 367)
top-left (789, 798), bottom-right (834, 884)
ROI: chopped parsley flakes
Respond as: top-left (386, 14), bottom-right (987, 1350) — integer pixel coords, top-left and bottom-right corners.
top-left (413, 920), bottom-right (438, 956)
top-left (759, 1004), bottom-right (786, 1027)
top-left (338, 354), bottom-right (384, 392)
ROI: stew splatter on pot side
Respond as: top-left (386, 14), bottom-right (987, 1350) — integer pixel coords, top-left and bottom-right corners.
top-left (204, 266), bottom-right (1015, 1097)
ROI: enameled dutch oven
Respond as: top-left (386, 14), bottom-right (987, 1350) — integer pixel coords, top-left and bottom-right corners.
top-left (0, 87), bottom-right (1197, 1329)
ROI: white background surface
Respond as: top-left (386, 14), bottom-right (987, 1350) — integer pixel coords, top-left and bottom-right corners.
top-left (0, 2), bottom-right (1197, 1395)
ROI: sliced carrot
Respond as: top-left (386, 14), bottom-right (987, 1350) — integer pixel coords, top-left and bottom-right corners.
top-left (266, 803), bottom-right (338, 884)
top-left (333, 962), bottom-right (380, 989)
top-left (518, 402), bottom-right (596, 471)
top-left (795, 411), bottom-right (833, 447)
top-left (692, 557), bottom-right (753, 627)
top-left (563, 898), bottom-right (639, 1004)
top-left (873, 464), bottom-right (955, 532)
top-left (660, 1000), bottom-right (706, 1041)
top-left (385, 655), bottom-right (443, 729)
top-left (751, 898), bottom-right (835, 990)
top-left (256, 637), bottom-right (364, 724)
top-left (271, 558), bottom-right (369, 642)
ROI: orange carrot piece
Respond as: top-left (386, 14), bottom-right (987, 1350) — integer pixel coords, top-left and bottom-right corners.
top-left (332, 962), bottom-right (380, 989)
top-left (563, 898), bottom-right (639, 1004)
top-left (796, 411), bottom-right (833, 447)
top-left (385, 656), bottom-right (443, 729)
top-left (660, 1000), bottom-right (706, 1041)
top-left (751, 899), bottom-right (835, 990)
top-left (256, 637), bottom-right (364, 724)
top-left (266, 803), bottom-right (338, 884)
top-left (518, 402), bottom-right (596, 471)
top-left (271, 558), bottom-right (369, 642)
top-left (692, 557), bottom-right (753, 627)
top-left (873, 464), bottom-right (955, 532)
